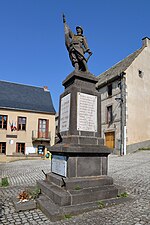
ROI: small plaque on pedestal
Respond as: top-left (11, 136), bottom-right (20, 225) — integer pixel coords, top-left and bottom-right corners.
top-left (51, 155), bottom-right (67, 177)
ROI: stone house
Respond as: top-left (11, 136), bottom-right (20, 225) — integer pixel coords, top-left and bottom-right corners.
top-left (0, 81), bottom-right (56, 162)
top-left (96, 37), bottom-right (150, 155)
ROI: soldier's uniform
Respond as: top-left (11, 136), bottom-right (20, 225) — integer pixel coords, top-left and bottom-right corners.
top-left (64, 23), bottom-right (91, 71)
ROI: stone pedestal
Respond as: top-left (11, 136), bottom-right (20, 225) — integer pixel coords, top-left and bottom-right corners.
top-left (51, 71), bottom-right (110, 177)
top-left (37, 71), bottom-right (120, 221)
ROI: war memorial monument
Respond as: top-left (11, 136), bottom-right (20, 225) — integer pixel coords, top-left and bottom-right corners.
top-left (37, 15), bottom-right (123, 221)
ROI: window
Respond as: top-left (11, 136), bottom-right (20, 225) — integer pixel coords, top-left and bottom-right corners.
top-left (138, 70), bottom-right (143, 78)
top-left (107, 84), bottom-right (112, 97)
top-left (0, 115), bottom-right (7, 129)
top-left (38, 119), bottom-right (49, 138)
top-left (16, 143), bottom-right (25, 154)
top-left (18, 117), bottom-right (26, 131)
top-left (107, 105), bottom-right (113, 123)
top-left (0, 142), bottom-right (6, 154)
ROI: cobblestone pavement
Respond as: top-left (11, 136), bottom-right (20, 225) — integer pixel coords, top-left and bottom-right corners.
top-left (0, 151), bottom-right (150, 225)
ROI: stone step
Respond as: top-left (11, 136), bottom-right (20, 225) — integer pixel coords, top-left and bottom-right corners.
top-left (70, 185), bottom-right (118, 205)
top-left (46, 172), bottom-right (114, 189)
top-left (37, 180), bottom-right (71, 206)
top-left (37, 195), bottom-right (63, 222)
top-left (37, 193), bottom-right (132, 222)
top-left (37, 179), bottom-right (118, 206)
top-left (37, 194), bottom-right (99, 222)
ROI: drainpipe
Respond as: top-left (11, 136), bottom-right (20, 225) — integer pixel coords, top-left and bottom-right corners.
top-left (120, 72), bottom-right (126, 155)
top-left (124, 125), bottom-right (127, 155)
top-left (120, 84), bottom-right (123, 156)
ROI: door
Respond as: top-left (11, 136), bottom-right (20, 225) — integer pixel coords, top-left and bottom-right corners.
top-left (105, 132), bottom-right (115, 149)
top-left (38, 145), bottom-right (45, 156)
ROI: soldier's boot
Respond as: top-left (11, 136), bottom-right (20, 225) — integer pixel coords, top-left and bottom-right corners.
top-left (82, 60), bottom-right (89, 72)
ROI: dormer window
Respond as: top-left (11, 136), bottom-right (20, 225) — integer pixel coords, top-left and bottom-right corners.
top-left (107, 84), bottom-right (112, 97)
top-left (138, 70), bottom-right (143, 78)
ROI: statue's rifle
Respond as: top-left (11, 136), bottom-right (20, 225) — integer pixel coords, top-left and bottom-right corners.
top-left (86, 52), bottom-right (92, 62)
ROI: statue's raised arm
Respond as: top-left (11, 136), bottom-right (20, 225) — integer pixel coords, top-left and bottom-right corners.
top-left (63, 14), bottom-right (73, 48)
top-left (62, 15), bottom-right (92, 72)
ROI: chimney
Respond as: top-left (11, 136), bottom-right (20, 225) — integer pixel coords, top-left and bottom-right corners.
top-left (142, 37), bottom-right (150, 47)
top-left (43, 86), bottom-right (48, 91)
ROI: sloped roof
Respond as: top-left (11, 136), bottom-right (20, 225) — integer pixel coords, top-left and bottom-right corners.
top-left (96, 47), bottom-right (144, 88)
top-left (0, 81), bottom-right (56, 114)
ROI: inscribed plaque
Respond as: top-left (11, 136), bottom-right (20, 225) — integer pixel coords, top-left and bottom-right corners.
top-left (77, 92), bottom-right (97, 132)
top-left (60, 93), bottom-right (71, 132)
top-left (51, 155), bottom-right (67, 177)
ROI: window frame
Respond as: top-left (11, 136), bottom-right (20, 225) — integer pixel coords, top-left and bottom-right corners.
top-left (0, 142), bottom-right (6, 154)
top-left (38, 119), bottom-right (49, 138)
top-left (18, 117), bottom-right (27, 131)
top-left (138, 69), bottom-right (144, 78)
top-left (106, 105), bottom-right (113, 124)
top-left (107, 83), bottom-right (112, 97)
top-left (0, 115), bottom-right (7, 129)
top-left (16, 142), bottom-right (25, 154)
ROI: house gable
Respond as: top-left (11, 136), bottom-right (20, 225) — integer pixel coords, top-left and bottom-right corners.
top-left (96, 38), bottom-right (150, 88)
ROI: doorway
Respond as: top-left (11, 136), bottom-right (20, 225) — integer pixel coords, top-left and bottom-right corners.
top-left (105, 132), bottom-right (115, 149)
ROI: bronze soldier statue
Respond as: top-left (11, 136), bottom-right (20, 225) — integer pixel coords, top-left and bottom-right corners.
top-left (63, 14), bottom-right (92, 72)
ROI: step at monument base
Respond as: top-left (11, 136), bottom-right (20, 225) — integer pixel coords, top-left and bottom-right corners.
top-left (37, 179), bottom-right (118, 206)
top-left (36, 173), bottom-right (127, 221)
top-left (46, 172), bottom-right (114, 189)
top-left (37, 190), bottom-right (130, 222)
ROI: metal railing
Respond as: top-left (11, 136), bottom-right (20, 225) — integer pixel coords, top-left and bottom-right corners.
top-left (32, 130), bottom-right (51, 141)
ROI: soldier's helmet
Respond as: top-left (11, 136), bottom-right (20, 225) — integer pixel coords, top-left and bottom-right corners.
top-left (76, 26), bottom-right (83, 34)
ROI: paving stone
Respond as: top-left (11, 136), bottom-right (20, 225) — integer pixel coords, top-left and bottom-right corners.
top-left (21, 220), bottom-right (28, 224)
top-left (0, 151), bottom-right (150, 225)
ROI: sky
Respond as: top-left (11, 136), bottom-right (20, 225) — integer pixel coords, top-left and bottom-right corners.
top-left (0, 0), bottom-right (150, 112)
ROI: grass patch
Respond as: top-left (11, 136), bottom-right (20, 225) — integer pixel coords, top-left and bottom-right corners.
top-left (117, 192), bottom-right (128, 198)
top-left (26, 186), bottom-right (41, 199)
top-left (64, 214), bottom-right (72, 219)
top-left (0, 177), bottom-right (9, 187)
top-left (97, 200), bottom-right (105, 209)
top-left (75, 185), bottom-right (81, 190)
top-left (139, 147), bottom-right (150, 151)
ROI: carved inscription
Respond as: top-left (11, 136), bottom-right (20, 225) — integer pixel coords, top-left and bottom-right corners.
top-left (60, 93), bottom-right (71, 132)
top-left (77, 92), bottom-right (97, 132)
top-left (52, 155), bottom-right (67, 177)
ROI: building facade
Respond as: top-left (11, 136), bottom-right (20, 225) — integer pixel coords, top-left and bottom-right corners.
top-left (96, 37), bottom-right (150, 155)
top-left (0, 81), bottom-right (56, 162)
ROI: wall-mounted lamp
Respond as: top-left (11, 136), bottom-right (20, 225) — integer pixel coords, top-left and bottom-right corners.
top-left (115, 97), bottom-right (123, 102)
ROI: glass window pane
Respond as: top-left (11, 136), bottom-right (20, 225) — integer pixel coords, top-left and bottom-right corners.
top-left (18, 117), bottom-right (26, 130)
top-left (22, 118), bottom-right (26, 124)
